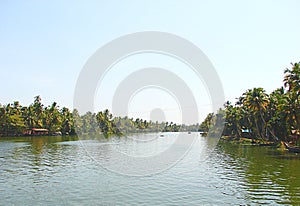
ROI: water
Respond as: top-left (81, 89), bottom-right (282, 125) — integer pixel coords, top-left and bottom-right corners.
top-left (0, 133), bottom-right (299, 205)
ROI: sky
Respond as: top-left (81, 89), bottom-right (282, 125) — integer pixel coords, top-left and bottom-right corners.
top-left (1, 0), bottom-right (300, 123)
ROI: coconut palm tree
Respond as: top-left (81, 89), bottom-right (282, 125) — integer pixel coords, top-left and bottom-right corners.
top-left (240, 88), bottom-right (269, 140)
top-left (268, 87), bottom-right (288, 141)
top-left (283, 62), bottom-right (300, 130)
top-left (32, 96), bottom-right (44, 128)
top-left (224, 102), bottom-right (243, 138)
top-left (96, 110), bottom-right (113, 135)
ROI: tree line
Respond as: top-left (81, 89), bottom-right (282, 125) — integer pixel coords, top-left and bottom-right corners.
top-left (0, 96), bottom-right (75, 136)
top-left (201, 62), bottom-right (300, 145)
top-left (0, 96), bottom-right (198, 137)
top-left (2, 61), bottom-right (298, 142)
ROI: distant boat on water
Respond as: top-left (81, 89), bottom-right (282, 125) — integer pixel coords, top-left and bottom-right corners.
top-left (199, 131), bottom-right (207, 136)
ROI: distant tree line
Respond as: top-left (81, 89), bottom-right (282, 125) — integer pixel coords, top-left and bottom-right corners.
top-left (201, 62), bottom-right (300, 145)
top-left (0, 96), bottom-right (75, 136)
top-left (4, 62), bottom-right (297, 140)
top-left (0, 96), bottom-right (199, 137)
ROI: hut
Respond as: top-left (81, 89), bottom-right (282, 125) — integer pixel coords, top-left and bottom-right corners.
top-left (24, 128), bottom-right (49, 136)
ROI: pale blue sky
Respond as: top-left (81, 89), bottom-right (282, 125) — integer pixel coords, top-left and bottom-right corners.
top-left (1, 0), bottom-right (300, 122)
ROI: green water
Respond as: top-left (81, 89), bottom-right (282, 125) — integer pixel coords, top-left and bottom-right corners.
top-left (0, 133), bottom-right (299, 205)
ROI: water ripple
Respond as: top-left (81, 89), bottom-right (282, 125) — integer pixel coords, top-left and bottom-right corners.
top-left (0, 135), bottom-right (300, 205)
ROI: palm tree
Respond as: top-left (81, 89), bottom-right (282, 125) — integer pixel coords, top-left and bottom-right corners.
top-left (284, 62), bottom-right (300, 95)
top-left (224, 102), bottom-right (242, 138)
top-left (72, 109), bottom-right (82, 135)
top-left (96, 110), bottom-right (113, 135)
top-left (283, 62), bottom-right (300, 130)
top-left (0, 104), bottom-right (9, 135)
top-left (32, 96), bottom-right (44, 128)
top-left (240, 88), bottom-right (269, 140)
top-left (61, 107), bottom-right (73, 135)
top-left (268, 87), bottom-right (288, 141)
top-left (0, 103), bottom-right (26, 135)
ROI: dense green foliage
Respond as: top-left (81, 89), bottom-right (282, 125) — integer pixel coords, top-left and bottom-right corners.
top-left (2, 62), bottom-right (299, 142)
top-left (0, 96), bottom-right (75, 136)
top-left (0, 96), bottom-right (191, 137)
top-left (202, 62), bottom-right (300, 145)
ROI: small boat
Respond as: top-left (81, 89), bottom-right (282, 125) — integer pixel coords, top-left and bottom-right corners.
top-left (282, 142), bottom-right (300, 153)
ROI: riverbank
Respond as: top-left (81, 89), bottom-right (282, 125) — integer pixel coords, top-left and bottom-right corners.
top-left (221, 136), bottom-right (277, 145)
top-left (219, 136), bottom-right (300, 155)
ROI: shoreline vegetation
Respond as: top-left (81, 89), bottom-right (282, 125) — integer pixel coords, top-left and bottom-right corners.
top-left (1, 62), bottom-right (299, 148)
top-left (203, 62), bottom-right (300, 148)
top-left (0, 96), bottom-right (200, 138)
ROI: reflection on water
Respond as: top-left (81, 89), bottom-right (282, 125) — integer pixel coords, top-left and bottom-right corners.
top-left (0, 134), bottom-right (299, 205)
top-left (216, 142), bottom-right (300, 205)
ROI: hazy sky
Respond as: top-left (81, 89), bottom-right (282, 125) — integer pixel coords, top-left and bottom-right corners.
top-left (1, 0), bottom-right (300, 123)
